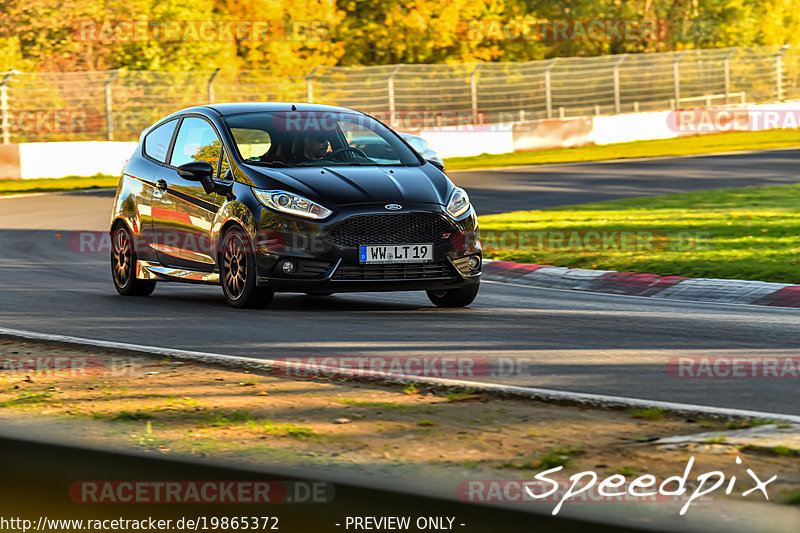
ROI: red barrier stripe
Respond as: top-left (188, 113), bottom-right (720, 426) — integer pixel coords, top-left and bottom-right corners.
top-left (588, 271), bottom-right (689, 297)
top-left (753, 285), bottom-right (800, 308)
top-left (482, 261), bottom-right (548, 280)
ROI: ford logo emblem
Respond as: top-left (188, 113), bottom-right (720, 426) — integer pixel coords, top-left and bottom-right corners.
top-left (384, 204), bottom-right (402, 210)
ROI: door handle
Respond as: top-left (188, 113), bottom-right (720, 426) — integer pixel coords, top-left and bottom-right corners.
top-left (156, 179), bottom-right (168, 191)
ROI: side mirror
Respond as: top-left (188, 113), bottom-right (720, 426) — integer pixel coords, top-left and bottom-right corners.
top-left (176, 161), bottom-right (214, 182)
top-left (177, 161), bottom-right (235, 200)
top-left (427, 159), bottom-right (445, 171)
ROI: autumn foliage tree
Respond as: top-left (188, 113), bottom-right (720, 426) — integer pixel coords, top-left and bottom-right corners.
top-left (0, 0), bottom-right (798, 73)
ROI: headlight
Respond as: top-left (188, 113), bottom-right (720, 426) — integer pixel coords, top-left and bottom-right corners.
top-left (253, 189), bottom-right (332, 220)
top-left (446, 187), bottom-right (470, 218)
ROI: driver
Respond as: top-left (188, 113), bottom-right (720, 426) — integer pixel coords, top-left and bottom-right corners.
top-left (291, 132), bottom-right (330, 163)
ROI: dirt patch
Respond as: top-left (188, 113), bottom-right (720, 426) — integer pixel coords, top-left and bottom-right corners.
top-left (1, 338), bottom-right (799, 507)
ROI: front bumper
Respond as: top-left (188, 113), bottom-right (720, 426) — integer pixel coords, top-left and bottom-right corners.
top-left (256, 256), bottom-right (481, 293)
top-left (252, 204), bottom-right (482, 293)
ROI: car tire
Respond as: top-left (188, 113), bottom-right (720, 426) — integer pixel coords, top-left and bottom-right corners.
top-left (111, 224), bottom-right (156, 297)
top-left (220, 227), bottom-right (273, 309)
top-left (426, 282), bottom-right (480, 308)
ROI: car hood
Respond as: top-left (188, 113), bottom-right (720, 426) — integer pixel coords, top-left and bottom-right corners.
top-left (242, 164), bottom-right (452, 207)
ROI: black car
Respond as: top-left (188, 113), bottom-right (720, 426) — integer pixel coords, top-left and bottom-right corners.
top-left (110, 103), bottom-right (481, 308)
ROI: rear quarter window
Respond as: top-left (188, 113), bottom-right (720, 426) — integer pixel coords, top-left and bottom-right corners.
top-left (143, 119), bottom-right (178, 163)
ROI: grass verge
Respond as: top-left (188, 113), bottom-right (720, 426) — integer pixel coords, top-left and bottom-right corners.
top-left (478, 183), bottom-right (800, 284)
top-left (1, 339), bottom-right (799, 505)
top-left (0, 174), bottom-right (118, 196)
top-left (444, 129), bottom-right (800, 170)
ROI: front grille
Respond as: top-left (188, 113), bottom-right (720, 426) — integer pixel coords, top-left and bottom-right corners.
top-left (325, 213), bottom-right (458, 248)
top-left (333, 261), bottom-right (455, 280)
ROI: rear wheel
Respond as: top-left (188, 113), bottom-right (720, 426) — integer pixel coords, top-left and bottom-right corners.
top-left (111, 225), bottom-right (156, 296)
top-left (220, 228), bottom-right (273, 309)
top-left (426, 282), bottom-right (480, 308)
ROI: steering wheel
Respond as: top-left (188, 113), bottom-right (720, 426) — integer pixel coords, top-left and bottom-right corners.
top-left (327, 146), bottom-right (368, 161)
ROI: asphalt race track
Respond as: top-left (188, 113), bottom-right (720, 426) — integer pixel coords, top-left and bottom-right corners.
top-left (451, 148), bottom-right (800, 214)
top-left (2, 151), bottom-right (800, 415)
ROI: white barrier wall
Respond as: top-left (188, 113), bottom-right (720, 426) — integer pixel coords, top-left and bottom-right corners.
top-left (18, 142), bottom-right (138, 179)
top-left (5, 99), bottom-right (800, 178)
top-left (587, 111), bottom-right (677, 145)
top-left (417, 126), bottom-right (515, 158)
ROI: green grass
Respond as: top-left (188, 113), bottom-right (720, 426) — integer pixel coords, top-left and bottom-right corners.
top-left (630, 408), bottom-right (668, 421)
top-left (738, 444), bottom-right (799, 456)
top-left (704, 435), bottom-right (727, 445)
top-left (200, 410), bottom-right (257, 427)
top-left (112, 411), bottom-right (153, 421)
top-left (403, 383), bottom-right (420, 395)
top-left (260, 421), bottom-right (316, 438)
top-left (501, 446), bottom-right (581, 470)
top-left (0, 391), bottom-right (53, 407)
top-left (725, 419), bottom-right (778, 430)
top-left (613, 466), bottom-right (639, 476)
top-left (444, 129), bottom-right (800, 170)
top-left (339, 398), bottom-right (430, 413)
top-left (479, 183), bottom-right (800, 284)
top-left (444, 389), bottom-right (476, 402)
top-left (0, 173), bottom-right (118, 195)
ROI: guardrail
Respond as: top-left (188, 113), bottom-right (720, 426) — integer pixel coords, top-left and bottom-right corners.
top-left (0, 46), bottom-right (799, 143)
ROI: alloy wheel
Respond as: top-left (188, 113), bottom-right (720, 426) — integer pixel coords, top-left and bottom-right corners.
top-left (223, 233), bottom-right (247, 300)
top-left (112, 227), bottom-right (132, 288)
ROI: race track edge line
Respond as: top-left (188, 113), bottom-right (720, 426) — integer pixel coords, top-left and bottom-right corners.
top-left (1, 325), bottom-right (798, 424)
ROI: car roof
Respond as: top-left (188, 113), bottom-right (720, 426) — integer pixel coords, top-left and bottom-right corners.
top-left (190, 102), bottom-right (365, 117)
top-left (143, 102), bottom-right (370, 139)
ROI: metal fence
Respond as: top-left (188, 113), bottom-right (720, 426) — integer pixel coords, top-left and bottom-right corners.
top-left (1, 45), bottom-right (800, 143)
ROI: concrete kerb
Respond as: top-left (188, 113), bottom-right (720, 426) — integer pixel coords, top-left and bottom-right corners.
top-left (2, 326), bottom-right (799, 426)
top-left (482, 259), bottom-right (800, 308)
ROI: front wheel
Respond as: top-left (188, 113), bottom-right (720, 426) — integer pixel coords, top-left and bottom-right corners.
top-left (220, 228), bottom-right (273, 309)
top-left (426, 282), bottom-right (480, 308)
top-left (111, 225), bottom-right (156, 297)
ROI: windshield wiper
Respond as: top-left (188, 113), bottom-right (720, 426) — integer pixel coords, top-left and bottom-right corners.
top-left (248, 160), bottom-right (291, 168)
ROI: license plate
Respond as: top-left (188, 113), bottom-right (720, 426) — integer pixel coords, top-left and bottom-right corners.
top-left (359, 244), bottom-right (433, 264)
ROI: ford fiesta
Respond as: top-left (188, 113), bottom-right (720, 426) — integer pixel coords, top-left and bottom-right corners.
top-left (110, 103), bottom-right (482, 308)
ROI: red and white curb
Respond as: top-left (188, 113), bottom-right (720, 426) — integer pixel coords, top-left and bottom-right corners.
top-left (482, 260), bottom-right (800, 308)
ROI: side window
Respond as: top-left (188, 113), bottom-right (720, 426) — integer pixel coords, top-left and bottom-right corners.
top-left (170, 117), bottom-right (221, 168)
top-left (407, 137), bottom-right (427, 152)
top-left (143, 119), bottom-right (177, 163)
top-left (218, 150), bottom-right (230, 179)
top-left (230, 127), bottom-right (271, 160)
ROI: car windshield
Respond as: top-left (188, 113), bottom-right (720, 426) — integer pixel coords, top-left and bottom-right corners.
top-left (224, 110), bottom-right (422, 167)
